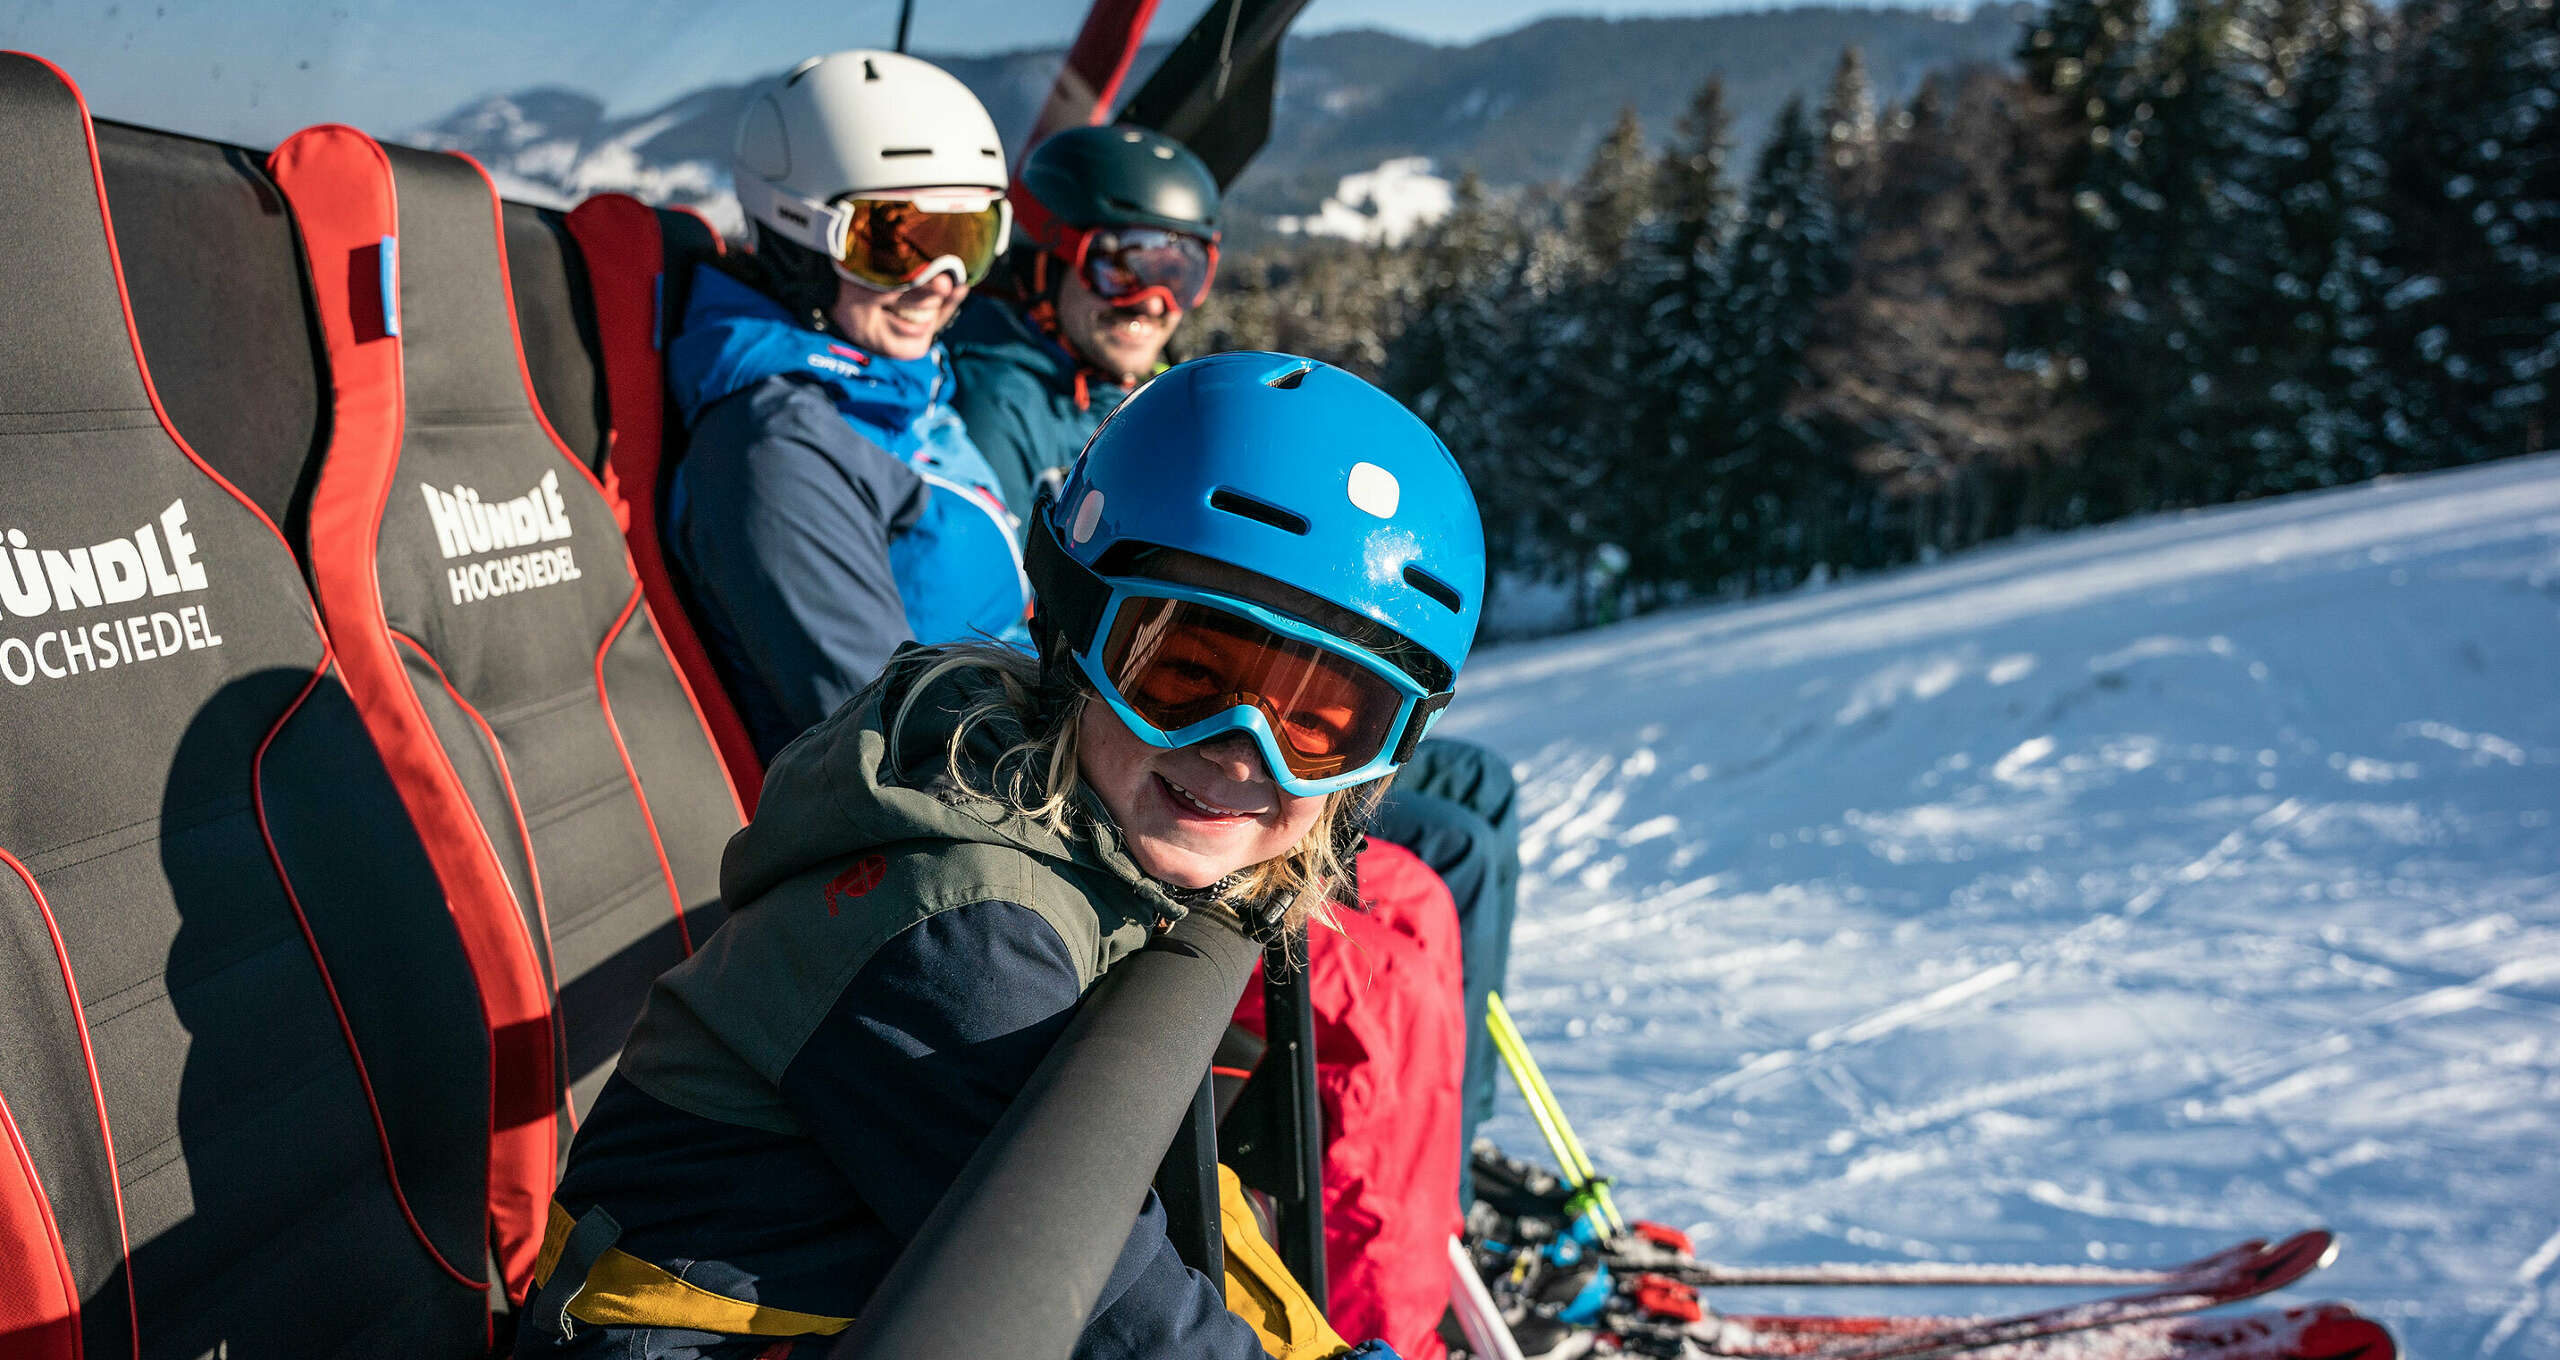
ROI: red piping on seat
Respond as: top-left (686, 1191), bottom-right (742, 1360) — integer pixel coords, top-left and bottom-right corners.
top-left (1, 847), bottom-right (134, 1360)
top-left (0, 1091), bottom-right (80, 1360)
top-left (594, 584), bottom-right (696, 953)
top-left (564, 193), bottom-right (761, 818)
top-left (252, 658), bottom-right (487, 1290)
top-left (31, 51), bottom-right (315, 613)
top-left (267, 123), bottom-right (559, 1301)
top-left (390, 630), bottom-right (567, 1054)
top-left (463, 160), bottom-right (749, 838)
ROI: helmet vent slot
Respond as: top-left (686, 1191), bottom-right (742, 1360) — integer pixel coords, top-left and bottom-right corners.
top-left (880, 147), bottom-right (930, 158)
top-left (1404, 565), bottom-right (1463, 613)
top-left (1209, 488), bottom-right (1310, 536)
top-left (862, 58), bottom-right (881, 80)
top-left (1262, 363), bottom-right (1314, 390)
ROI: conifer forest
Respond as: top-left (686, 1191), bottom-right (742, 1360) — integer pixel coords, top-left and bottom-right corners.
top-left (1191, 0), bottom-right (2559, 626)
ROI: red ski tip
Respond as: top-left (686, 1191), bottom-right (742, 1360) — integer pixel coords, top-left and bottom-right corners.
top-left (2294, 1312), bottom-right (2395, 1360)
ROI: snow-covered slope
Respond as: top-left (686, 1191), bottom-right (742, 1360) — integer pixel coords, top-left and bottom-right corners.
top-left (1444, 454), bottom-right (2560, 1357)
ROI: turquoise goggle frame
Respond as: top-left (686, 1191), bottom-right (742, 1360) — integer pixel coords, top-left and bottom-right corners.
top-left (1067, 578), bottom-right (1434, 798)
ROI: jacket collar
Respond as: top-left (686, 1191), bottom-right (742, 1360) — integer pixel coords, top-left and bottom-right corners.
top-left (669, 264), bottom-right (950, 450)
top-left (719, 649), bottom-right (1191, 927)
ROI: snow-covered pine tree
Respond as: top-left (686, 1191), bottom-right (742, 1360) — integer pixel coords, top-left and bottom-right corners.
top-left (1383, 172), bottom-right (1538, 567)
top-left (2067, 0), bottom-right (2292, 509)
top-left (1821, 46), bottom-right (1884, 232)
top-left (1797, 68), bottom-right (2099, 560)
top-left (1637, 75), bottom-right (1744, 594)
top-left (1578, 106), bottom-right (1656, 273)
top-left (2379, 0), bottom-right (2560, 463)
top-left (1524, 107), bottom-right (1661, 615)
top-left (2162, 0), bottom-right (2318, 503)
top-left (2020, 0), bottom-right (2150, 100)
top-left (2020, 0), bottom-right (2151, 523)
top-left (1717, 96), bottom-right (1846, 585)
top-left (2232, 0), bottom-right (2402, 492)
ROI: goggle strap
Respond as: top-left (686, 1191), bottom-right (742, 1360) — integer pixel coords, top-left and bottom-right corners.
top-left (1392, 690), bottom-right (1452, 767)
top-left (741, 176), bottom-right (845, 258)
top-left (1024, 511), bottom-right (1112, 656)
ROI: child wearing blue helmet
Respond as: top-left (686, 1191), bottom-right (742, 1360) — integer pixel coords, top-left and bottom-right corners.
top-left (518, 352), bottom-right (1480, 1360)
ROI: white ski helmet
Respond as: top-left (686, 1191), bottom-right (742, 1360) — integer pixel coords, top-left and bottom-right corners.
top-left (732, 50), bottom-right (1010, 270)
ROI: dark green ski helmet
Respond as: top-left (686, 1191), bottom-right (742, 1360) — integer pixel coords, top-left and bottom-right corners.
top-left (1015, 125), bottom-right (1222, 244)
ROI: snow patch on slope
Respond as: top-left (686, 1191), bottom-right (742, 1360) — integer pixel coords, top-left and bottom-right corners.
top-left (1446, 454), bottom-right (2560, 1357)
top-left (1273, 156), bottom-right (1454, 245)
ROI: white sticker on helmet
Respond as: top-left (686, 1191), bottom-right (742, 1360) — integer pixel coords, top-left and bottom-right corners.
top-left (1347, 462), bottom-right (1401, 519)
top-left (1072, 489), bottom-right (1106, 545)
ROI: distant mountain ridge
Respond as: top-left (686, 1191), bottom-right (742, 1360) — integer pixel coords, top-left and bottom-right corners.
top-left (408, 5), bottom-right (2028, 234)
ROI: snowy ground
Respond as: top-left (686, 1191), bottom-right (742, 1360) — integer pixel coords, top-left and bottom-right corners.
top-left (1443, 454), bottom-right (2560, 1358)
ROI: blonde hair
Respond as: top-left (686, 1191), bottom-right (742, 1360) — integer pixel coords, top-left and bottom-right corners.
top-left (888, 643), bottom-right (1382, 935)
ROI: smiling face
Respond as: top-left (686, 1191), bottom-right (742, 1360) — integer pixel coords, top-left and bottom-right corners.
top-left (1056, 268), bottom-right (1181, 385)
top-left (829, 269), bottom-right (965, 361)
top-left (1076, 704), bottom-right (1326, 890)
top-left (1072, 555), bottom-right (1350, 890)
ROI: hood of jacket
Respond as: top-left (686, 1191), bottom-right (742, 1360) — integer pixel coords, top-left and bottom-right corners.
top-left (669, 264), bottom-right (951, 452)
top-left (718, 649), bottom-right (1187, 927)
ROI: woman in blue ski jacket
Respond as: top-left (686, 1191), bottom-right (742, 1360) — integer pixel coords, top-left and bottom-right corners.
top-left (664, 50), bottom-right (1030, 761)
top-left (516, 352), bottom-right (1474, 1360)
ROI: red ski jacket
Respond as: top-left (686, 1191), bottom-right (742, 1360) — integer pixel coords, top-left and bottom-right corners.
top-left (1236, 838), bottom-right (1467, 1360)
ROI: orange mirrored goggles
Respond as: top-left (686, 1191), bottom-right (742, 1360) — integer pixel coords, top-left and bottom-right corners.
top-left (834, 193), bottom-right (1010, 290)
top-left (1094, 591), bottom-right (1424, 794)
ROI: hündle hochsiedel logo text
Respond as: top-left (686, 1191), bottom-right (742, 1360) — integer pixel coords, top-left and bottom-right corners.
top-left (0, 498), bottom-right (224, 687)
top-left (421, 469), bottom-right (583, 605)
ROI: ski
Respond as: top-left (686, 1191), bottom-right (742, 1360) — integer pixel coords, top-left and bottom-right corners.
top-left (1685, 1302), bottom-right (2394, 1360)
top-left (1681, 1230), bottom-right (2339, 1360)
top-left (1609, 1231), bottom-right (2328, 1291)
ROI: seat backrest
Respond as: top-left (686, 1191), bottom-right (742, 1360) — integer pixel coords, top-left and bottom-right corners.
top-left (92, 119), bottom-right (327, 542)
top-left (508, 202), bottom-right (613, 476)
top-left (0, 52), bottom-right (493, 1359)
top-left (563, 194), bottom-right (766, 812)
top-left (266, 124), bottom-right (746, 1296)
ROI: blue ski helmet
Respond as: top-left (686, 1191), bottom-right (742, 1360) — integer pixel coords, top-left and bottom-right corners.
top-left (1026, 351), bottom-right (1486, 787)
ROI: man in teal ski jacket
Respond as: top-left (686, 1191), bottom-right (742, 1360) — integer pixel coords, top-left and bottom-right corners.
top-left (947, 124), bottom-right (1221, 524)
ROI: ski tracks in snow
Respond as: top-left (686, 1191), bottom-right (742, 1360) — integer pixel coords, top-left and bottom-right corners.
top-left (1446, 455), bottom-right (2560, 1356)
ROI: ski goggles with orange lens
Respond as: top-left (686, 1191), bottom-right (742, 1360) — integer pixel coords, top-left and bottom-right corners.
top-left (1057, 225), bottom-right (1219, 310)
top-left (1077, 582), bottom-right (1442, 797)
top-left (829, 191), bottom-right (1011, 290)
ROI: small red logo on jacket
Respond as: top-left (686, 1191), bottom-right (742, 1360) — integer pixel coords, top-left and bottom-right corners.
top-left (824, 855), bottom-right (888, 916)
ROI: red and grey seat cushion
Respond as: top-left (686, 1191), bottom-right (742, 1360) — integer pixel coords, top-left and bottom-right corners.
top-left (0, 52), bottom-right (492, 1358)
top-left (267, 125), bottom-right (745, 1298)
top-left (563, 193), bottom-right (767, 814)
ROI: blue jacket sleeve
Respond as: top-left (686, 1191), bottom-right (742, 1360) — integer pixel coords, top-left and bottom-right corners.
top-left (778, 901), bottom-right (1265, 1360)
top-left (669, 375), bottom-right (927, 750)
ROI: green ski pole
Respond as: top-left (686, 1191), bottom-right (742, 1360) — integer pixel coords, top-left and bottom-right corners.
top-left (1487, 1002), bottom-right (1582, 1201)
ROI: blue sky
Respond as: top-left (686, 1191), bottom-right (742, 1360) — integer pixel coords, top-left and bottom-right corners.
top-left (3, 0), bottom-right (1931, 145)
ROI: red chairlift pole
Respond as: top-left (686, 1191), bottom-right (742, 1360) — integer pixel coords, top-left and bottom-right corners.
top-left (1025, 0), bottom-right (1165, 147)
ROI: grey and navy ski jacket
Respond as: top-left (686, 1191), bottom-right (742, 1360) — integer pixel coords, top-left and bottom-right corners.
top-left (944, 294), bottom-right (1150, 526)
top-left (522, 655), bottom-right (1268, 1360)
top-left (665, 266), bottom-right (1032, 760)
